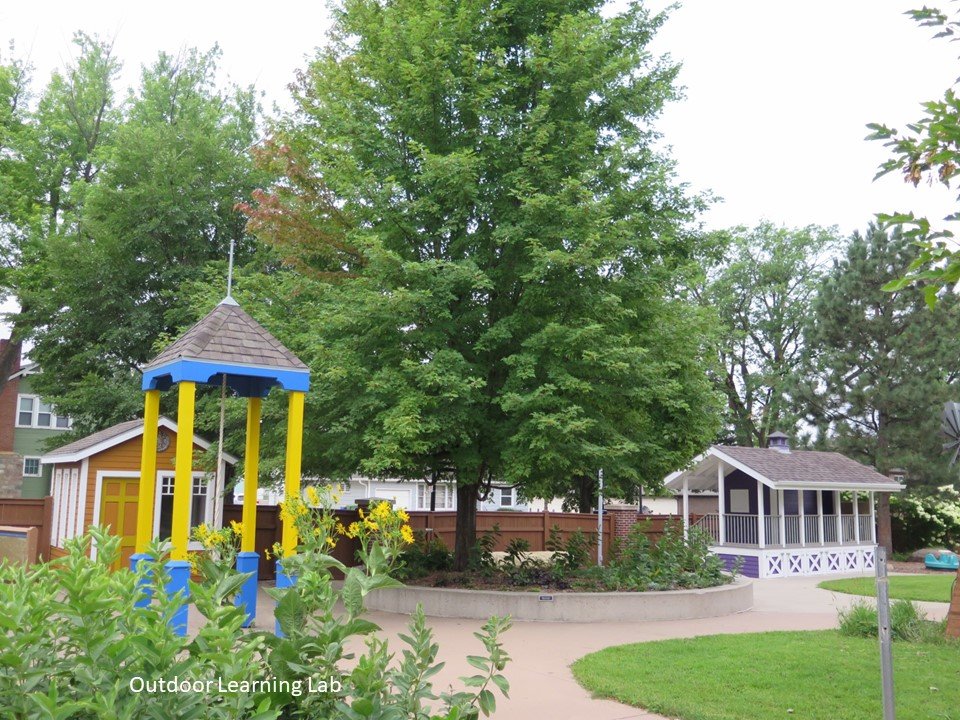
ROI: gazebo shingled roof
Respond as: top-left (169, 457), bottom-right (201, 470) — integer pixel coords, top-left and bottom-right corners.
top-left (144, 301), bottom-right (307, 372)
top-left (140, 299), bottom-right (309, 397)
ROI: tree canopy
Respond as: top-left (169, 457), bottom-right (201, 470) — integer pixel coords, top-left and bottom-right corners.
top-left (697, 223), bottom-right (837, 447)
top-left (799, 225), bottom-right (960, 487)
top-left (0, 35), bottom-right (261, 436)
top-left (243, 0), bottom-right (722, 565)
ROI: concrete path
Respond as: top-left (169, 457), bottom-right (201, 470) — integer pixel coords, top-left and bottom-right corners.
top-left (199, 573), bottom-right (950, 720)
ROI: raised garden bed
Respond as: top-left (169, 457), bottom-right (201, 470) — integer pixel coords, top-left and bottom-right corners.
top-left (365, 576), bottom-right (753, 622)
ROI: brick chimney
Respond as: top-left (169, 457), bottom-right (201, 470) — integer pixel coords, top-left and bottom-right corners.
top-left (0, 339), bottom-right (22, 453)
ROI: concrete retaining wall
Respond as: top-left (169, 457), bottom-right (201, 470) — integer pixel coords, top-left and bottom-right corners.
top-left (366, 577), bottom-right (753, 622)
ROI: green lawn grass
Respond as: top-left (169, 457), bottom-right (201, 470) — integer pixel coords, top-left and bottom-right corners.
top-left (818, 574), bottom-right (955, 603)
top-left (572, 631), bottom-right (960, 720)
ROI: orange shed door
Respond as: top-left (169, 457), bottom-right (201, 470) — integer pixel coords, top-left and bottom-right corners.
top-left (99, 477), bottom-right (140, 571)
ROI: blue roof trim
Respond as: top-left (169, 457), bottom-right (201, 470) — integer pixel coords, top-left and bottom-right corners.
top-left (142, 358), bottom-right (310, 396)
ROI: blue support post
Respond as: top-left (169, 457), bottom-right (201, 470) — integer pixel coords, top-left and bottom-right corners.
top-left (235, 551), bottom-right (260, 627)
top-left (130, 553), bottom-right (153, 608)
top-left (275, 560), bottom-right (297, 637)
top-left (165, 560), bottom-right (191, 637)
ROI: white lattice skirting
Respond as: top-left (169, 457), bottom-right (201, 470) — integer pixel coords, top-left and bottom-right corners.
top-left (716, 545), bottom-right (877, 579)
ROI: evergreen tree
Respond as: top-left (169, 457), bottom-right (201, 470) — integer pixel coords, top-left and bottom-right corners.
top-left (243, 0), bottom-right (721, 567)
top-left (800, 224), bottom-right (960, 487)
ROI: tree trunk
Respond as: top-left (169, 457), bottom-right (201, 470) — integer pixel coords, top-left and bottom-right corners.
top-left (947, 568), bottom-right (960, 639)
top-left (575, 475), bottom-right (595, 513)
top-left (876, 493), bottom-right (893, 556)
top-left (453, 482), bottom-right (479, 570)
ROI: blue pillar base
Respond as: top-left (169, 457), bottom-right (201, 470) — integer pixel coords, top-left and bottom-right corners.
top-left (235, 551), bottom-right (260, 628)
top-left (165, 560), bottom-right (191, 637)
top-left (275, 560), bottom-right (297, 637)
top-left (130, 553), bottom-right (154, 608)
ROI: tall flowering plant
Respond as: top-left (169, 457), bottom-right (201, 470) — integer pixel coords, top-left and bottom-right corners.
top-left (258, 490), bottom-right (510, 718)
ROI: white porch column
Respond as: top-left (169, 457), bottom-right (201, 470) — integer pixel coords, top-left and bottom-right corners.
top-left (817, 490), bottom-right (825, 546)
top-left (778, 489), bottom-right (786, 547)
top-left (853, 490), bottom-right (860, 544)
top-left (798, 489), bottom-right (806, 547)
top-left (717, 460), bottom-right (726, 546)
top-left (757, 479), bottom-right (766, 549)
top-left (869, 491), bottom-right (876, 543)
top-left (682, 477), bottom-right (690, 539)
top-left (835, 490), bottom-right (842, 544)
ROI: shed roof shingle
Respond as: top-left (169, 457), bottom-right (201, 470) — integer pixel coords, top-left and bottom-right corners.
top-left (143, 301), bottom-right (307, 372)
top-left (44, 419), bottom-right (143, 458)
top-left (715, 446), bottom-right (900, 487)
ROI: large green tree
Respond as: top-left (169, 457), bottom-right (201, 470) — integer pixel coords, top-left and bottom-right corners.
top-left (697, 223), bottom-right (837, 447)
top-left (799, 224), bottom-right (960, 487)
top-left (244, 0), bottom-right (721, 566)
top-left (1, 37), bottom-right (261, 435)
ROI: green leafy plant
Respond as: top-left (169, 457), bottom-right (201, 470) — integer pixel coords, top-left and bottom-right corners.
top-left (838, 598), bottom-right (948, 643)
top-left (397, 532), bottom-right (454, 581)
top-left (605, 521), bottom-right (729, 591)
top-left (469, 524), bottom-right (502, 574)
top-left (0, 501), bottom-right (512, 719)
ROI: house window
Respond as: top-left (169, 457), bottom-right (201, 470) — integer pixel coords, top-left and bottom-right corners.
top-left (496, 486), bottom-right (517, 508)
top-left (416, 483), bottom-right (454, 510)
top-left (156, 474), bottom-right (210, 544)
top-left (22, 457), bottom-right (41, 477)
top-left (16, 394), bottom-right (70, 429)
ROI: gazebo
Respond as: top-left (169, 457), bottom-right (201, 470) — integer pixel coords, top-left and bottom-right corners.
top-left (131, 295), bottom-right (310, 633)
top-left (664, 433), bottom-right (904, 578)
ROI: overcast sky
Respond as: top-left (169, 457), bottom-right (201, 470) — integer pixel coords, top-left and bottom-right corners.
top-left (1, 0), bottom-right (956, 238)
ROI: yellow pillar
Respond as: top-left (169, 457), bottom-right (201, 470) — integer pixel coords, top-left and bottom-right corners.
top-left (241, 396), bottom-right (261, 553)
top-left (171, 381), bottom-right (196, 561)
top-left (282, 391), bottom-right (305, 555)
top-left (135, 389), bottom-right (161, 553)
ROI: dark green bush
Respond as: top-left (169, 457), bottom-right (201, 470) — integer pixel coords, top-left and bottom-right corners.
top-left (397, 532), bottom-right (453, 580)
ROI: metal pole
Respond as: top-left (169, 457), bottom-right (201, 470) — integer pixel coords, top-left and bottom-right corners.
top-left (597, 468), bottom-right (604, 567)
top-left (876, 546), bottom-right (896, 720)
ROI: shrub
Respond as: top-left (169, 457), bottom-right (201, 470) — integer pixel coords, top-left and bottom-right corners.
top-left (397, 532), bottom-right (453, 580)
top-left (0, 495), bottom-right (512, 719)
top-left (546, 526), bottom-right (594, 574)
top-left (838, 599), bottom-right (948, 643)
top-left (606, 521), bottom-right (729, 591)
top-left (890, 487), bottom-right (960, 552)
top-left (469, 523), bottom-right (501, 573)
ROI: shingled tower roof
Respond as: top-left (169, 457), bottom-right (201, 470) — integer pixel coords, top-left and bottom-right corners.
top-left (144, 301), bottom-right (307, 372)
top-left (140, 299), bottom-right (310, 396)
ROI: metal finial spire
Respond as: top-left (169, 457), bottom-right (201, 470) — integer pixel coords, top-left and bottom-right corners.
top-left (222, 239), bottom-right (238, 305)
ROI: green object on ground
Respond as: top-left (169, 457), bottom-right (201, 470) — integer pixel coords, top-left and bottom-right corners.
top-left (572, 631), bottom-right (960, 720)
top-left (819, 575), bottom-right (954, 603)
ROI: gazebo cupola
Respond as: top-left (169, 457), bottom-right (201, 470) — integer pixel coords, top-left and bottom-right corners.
top-left (133, 295), bottom-right (310, 633)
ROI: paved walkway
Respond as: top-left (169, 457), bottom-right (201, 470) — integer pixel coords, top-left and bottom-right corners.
top-left (198, 574), bottom-right (950, 720)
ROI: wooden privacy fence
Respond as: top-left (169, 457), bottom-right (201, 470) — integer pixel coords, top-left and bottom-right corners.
top-left (222, 506), bottom-right (695, 578)
top-left (405, 510), bottom-right (615, 562)
top-left (0, 496), bottom-right (52, 560)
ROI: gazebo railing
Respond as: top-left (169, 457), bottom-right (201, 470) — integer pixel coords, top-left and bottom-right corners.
top-left (697, 513), bottom-right (875, 547)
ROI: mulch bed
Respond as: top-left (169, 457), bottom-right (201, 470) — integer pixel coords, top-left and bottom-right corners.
top-left (888, 560), bottom-right (947, 575)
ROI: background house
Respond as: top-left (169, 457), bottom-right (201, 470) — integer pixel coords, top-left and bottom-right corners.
top-left (0, 340), bottom-right (72, 499)
top-left (233, 475), bottom-right (552, 512)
